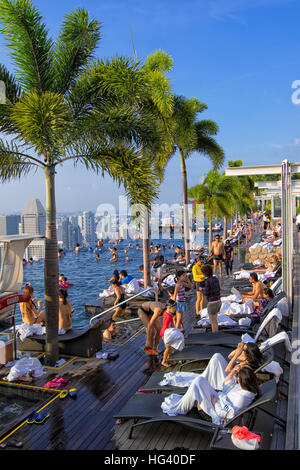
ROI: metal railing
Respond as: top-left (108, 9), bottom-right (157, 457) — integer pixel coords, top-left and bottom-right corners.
top-left (89, 287), bottom-right (153, 326)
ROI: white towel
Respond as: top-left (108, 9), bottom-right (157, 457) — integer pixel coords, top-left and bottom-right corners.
top-left (163, 328), bottom-right (185, 351)
top-left (4, 357), bottom-right (44, 382)
top-left (16, 323), bottom-right (43, 342)
top-left (260, 331), bottom-right (292, 353)
top-left (261, 361), bottom-right (283, 383)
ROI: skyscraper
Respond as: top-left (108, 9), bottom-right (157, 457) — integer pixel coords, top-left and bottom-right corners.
top-left (20, 198), bottom-right (46, 259)
top-left (21, 198), bottom-right (46, 236)
top-left (0, 215), bottom-right (21, 235)
top-left (79, 211), bottom-right (97, 246)
top-left (57, 216), bottom-right (83, 251)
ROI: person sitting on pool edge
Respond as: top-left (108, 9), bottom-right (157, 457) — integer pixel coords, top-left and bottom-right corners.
top-left (19, 285), bottom-right (45, 325)
top-left (58, 289), bottom-right (74, 331)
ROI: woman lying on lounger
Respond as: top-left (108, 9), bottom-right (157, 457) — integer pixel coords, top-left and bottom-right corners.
top-left (199, 342), bottom-right (263, 391)
top-left (241, 256), bottom-right (280, 274)
top-left (161, 365), bottom-right (260, 424)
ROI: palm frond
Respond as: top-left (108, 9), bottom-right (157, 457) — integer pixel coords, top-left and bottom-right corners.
top-left (143, 49), bottom-right (173, 74)
top-left (194, 134), bottom-right (224, 169)
top-left (11, 90), bottom-right (72, 157)
top-left (0, 63), bottom-right (22, 102)
top-left (53, 7), bottom-right (101, 94)
top-left (0, 0), bottom-right (54, 92)
top-left (0, 138), bottom-right (40, 181)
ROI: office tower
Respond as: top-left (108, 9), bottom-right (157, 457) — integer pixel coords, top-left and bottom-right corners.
top-left (80, 211), bottom-right (97, 246)
top-left (0, 215), bottom-right (21, 235)
top-left (21, 198), bottom-right (46, 259)
top-left (21, 198), bottom-right (46, 236)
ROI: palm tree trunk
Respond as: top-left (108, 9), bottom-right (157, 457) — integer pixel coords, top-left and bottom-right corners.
top-left (180, 150), bottom-right (190, 265)
top-left (223, 216), bottom-right (227, 240)
top-left (209, 220), bottom-right (213, 248)
top-left (142, 208), bottom-right (151, 287)
top-left (44, 165), bottom-right (59, 366)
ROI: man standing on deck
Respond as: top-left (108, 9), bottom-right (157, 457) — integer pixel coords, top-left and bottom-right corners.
top-left (208, 235), bottom-right (225, 278)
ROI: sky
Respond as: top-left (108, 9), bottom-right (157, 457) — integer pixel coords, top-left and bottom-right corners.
top-left (1, 0), bottom-right (300, 213)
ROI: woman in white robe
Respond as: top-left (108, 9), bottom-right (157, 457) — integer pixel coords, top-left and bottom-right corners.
top-left (161, 366), bottom-right (259, 425)
top-left (201, 342), bottom-right (263, 390)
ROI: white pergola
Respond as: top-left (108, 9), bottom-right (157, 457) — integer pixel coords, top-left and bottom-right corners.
top-left (254, 180), bottom-right (300, 218)
top-left (225, 160), bottom-right (299, 307)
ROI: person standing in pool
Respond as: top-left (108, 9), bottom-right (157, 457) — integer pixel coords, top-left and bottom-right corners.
top-left (109, 247), bottom-right (118, 262)
top-left (111, 280), bottom-right (127, 320)
top-left (209, 235), bottom-right (225, 278)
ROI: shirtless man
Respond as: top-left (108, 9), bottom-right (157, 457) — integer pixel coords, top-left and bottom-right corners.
top-left (138, 301), bottom-right (165, 355)
top-left (209, 235), bottom-right (225, 277)
top-left (240, 272), bottom-right (265, 301)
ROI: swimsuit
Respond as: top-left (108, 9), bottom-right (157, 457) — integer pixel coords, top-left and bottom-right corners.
top-left (117, 293), bottom-right (127, 309)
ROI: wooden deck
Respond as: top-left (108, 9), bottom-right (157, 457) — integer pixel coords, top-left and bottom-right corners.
top-left (0, 230), bottom-right (290, 450)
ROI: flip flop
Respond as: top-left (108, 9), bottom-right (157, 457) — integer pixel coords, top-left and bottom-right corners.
top-left (34, 410), bottom-right (50, 424)
top-left (69, 388), bottom-right (77, 398)
top-left (143, 347), bottom-right (159, 356)
top-left (59, 390), bottom-right (69, 399)
top-left (27, 411), bottom-right (39, 424)
top-left (44, 379), bottom-right (61, 389)
top-left (54, 378), bottom-right (68, 384)
top-left (0, 439), bottom-right (23, 448)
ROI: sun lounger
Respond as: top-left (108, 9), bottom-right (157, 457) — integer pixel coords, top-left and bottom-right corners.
top-left (138, 349), bottom-right (274, 394)
top-left (114, 379), bottom-right (281, 441)
top-left (193, 292), bottom-right (286, 333)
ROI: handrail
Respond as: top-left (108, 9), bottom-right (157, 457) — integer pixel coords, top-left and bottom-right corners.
top-left (115, 317), bottom-right (142, 325)
top-left (89, 287), bottom-right (153, 326)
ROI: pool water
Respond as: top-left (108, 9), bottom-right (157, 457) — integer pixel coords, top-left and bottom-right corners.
top-left (22, 237), bottom-right (208, 329)
top-left (0, 384), bottom-right (55, 439)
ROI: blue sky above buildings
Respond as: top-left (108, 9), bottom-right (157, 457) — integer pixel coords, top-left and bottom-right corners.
top-left (1, 0), bottom-right (300, 212)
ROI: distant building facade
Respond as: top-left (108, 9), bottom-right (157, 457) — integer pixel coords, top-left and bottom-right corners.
top-left (57, 216), bottom-right (83, 251)
top-left (20, 198), bottom-right (46, 260)
top-left (0, 215), bottom-right (21, 235)
top-left (79, 211), bottom-right (97, 246)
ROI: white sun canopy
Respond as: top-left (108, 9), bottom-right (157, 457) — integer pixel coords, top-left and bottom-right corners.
top-left (0, 235), bottom-right (41, 293)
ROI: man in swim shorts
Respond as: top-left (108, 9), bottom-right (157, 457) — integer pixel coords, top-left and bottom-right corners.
top-left (209, 235), bottom-right (225, 278)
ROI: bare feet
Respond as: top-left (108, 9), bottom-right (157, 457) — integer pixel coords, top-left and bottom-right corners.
top-left (116, 418), bottom-right (125, 425)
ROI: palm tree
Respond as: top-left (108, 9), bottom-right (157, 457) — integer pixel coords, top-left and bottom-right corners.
top-left (133, 50), bottom-right (174, 288)
top-left (228, 160), bottom-right (255, 225)
top-left (163, 96), bottom-right (224, 264)
top-left (188, 171), bottom-right (235, 247)
top-left (0, 0), bottom-right (165, 364)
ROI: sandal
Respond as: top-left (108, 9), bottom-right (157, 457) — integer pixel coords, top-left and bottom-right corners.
top-left (69, 388), bottom-right (77, 398)
top-left (143, 347), bottom-right (159, 356)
